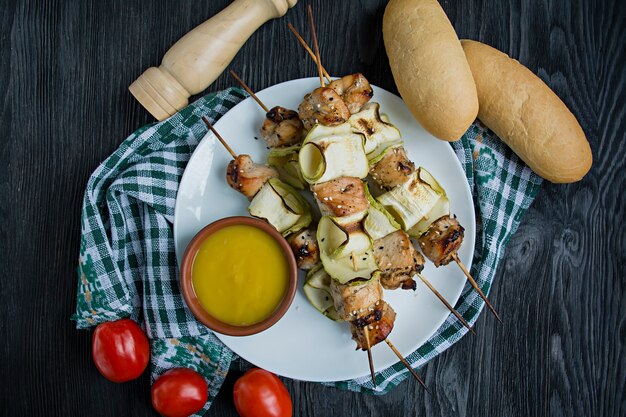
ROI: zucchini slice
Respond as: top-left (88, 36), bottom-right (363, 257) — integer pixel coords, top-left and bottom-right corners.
top-left (407, 168), bottom-right (450, 237)
top-left (248, 178), bottom-right (312, 236)
top-left (376, 167), bottom-right (448, 236)
top-left (363, 184), bottom-right (401, 241)
top-left (317, 215), bottom-right (378, 284)
top-left (349, 102), bottom-right (402, 154)
top-left (299, 124), bottom-right (369, 184)
top-left (267, 145), bottom-right (306, 189)
top-left (303, 264), bottom-right (341, 321)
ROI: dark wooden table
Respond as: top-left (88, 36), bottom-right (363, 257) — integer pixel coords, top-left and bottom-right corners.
top-left (1, 0), bottom-right (624, 416)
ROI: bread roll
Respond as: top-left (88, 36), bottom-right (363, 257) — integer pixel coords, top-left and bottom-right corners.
top-left (383, 0), bottom-right (478, 142)
top-left (461, 40), bottom-right (592, 183)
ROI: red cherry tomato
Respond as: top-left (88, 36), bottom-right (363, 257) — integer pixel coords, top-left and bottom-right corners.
top-left (91, 318), bottom-right (150, 383)
top-left (233, 368), bottom-right (292, 417)
top-left (151, 368), bottom-right (208, 417)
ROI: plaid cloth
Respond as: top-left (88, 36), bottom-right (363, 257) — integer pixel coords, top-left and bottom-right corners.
top-left (73, 88), bottom-right (542, 412)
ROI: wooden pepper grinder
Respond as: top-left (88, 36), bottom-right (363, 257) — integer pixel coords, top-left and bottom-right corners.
top-left (129, 0), bottom-right (298, 121)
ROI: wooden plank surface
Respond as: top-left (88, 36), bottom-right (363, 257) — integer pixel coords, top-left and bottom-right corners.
top-left (0, 0), bottom-right (624, 416)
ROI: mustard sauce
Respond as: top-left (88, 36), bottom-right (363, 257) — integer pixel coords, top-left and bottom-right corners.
top-left (191, 224), bottom-right (289, 326)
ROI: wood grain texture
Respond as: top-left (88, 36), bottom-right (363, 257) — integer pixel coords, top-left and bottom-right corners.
top-left (0, 0), bottom-right (624, 416)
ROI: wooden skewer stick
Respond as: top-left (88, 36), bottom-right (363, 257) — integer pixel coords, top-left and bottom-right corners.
top-left (384, 339), bottom-right (429, 392)
top-left (416, 273), bottom-right (475, 334)
top-left (451, 253), bottom-right (502, 323)
top-left (287, 24), bottom-right (332, 84)
top-left (306, 5), bottom-right (325, 88)
top-left (229, 70), bottom-right (269, 113)
top-left (363, 326), bottom-right (377, 387)
top-left (201, 116), bottom-right (237, 159)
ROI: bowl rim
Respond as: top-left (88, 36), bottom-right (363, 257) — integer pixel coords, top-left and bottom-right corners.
top-left (180, 216), bottom-right (298, 336)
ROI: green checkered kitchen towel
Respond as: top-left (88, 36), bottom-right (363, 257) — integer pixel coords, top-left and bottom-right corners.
top-left (73, 87), bottom-right (542, 413)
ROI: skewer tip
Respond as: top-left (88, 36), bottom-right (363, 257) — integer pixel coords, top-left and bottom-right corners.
top-left (452, 254), bottom-right (502, 323)
top-left (306, 5), bottom-right (325, 88)
top-left (492, 310), bottom-right (503, 324)
top-left (286, 23), bottom-right (332, 83)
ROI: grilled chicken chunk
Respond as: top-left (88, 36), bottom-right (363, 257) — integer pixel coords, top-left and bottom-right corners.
top-left (226, 154), bottom-right (279, 199)
top-left (298, 87), bottom-right (351, 130)
top-left (260, 106), bottom-right (305, 148)
top-left (373, 230), bottom-right (424, 290)
top-left (417, 215), bottom-right (465, 267)
top-left (311, 177), bottom-right (369, 217)
top-left (287, 228), bottom-right (319, 270)
top-left (369, 147), bottom-right (415, 190)
top-left (329, 274), bottom-right (383, 322)
top-left (350, 301), bottom-right (396, 350)
top-left (327, 73), bottom-right (374, 114)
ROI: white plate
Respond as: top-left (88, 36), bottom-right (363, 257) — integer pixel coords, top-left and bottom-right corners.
top-left (174, 78), bottom-right (475, 382)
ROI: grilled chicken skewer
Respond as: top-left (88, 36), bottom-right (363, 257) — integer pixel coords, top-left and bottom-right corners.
top-left (302, 7), bottom-right (427, 388)
top-left (370, 145), bottom-right (501, 322)
top-left (313, 176), bottom-right (473, 332)
top-left (291, 31), bottom-right (478, 333)
top-left (223, 74), bottom-right (317, 264)
top-left (229, 70), bottom-right (305, 148)
top-left (305, 5), bottom-right (375, 385)
top-left (290, 33), bottom-right (482, 329)
top-left (203, 117), bottom-right (319, 270)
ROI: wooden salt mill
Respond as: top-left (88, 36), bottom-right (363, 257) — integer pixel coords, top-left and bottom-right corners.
top-left (129, 0), bottom-right (298, 121)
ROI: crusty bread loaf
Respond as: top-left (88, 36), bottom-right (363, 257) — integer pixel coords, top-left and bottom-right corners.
top-left (383, 0), bottom-right (478, 142)
top-left (461, 40), bottom-right (592, 183)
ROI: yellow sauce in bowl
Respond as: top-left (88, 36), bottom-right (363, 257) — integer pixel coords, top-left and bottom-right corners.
top-left (191, 224), bottom-right (290, 326)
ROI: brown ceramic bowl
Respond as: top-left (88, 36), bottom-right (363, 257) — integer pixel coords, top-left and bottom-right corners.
top-left (180, 216), bottom-right (298, 336)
